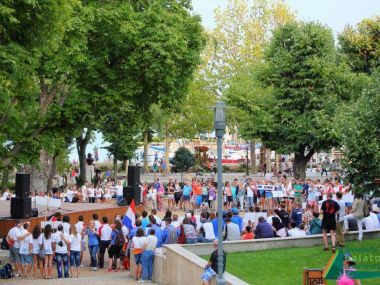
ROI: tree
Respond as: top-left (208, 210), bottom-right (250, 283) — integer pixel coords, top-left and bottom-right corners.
top-left (259, 21), bottom-right (354, 179)
top-left (338, 16), bottom-right (380, 74)
top-left (170, 147), bottom-right (195, 181)
top-left (335, 75), bottom-right (380, 194)
top-left (212, 0), bottom-right (294, 173)
top-left (210, 0), bottom-right (295, 93)
top-left (101, 107), bottom-right (142, 182)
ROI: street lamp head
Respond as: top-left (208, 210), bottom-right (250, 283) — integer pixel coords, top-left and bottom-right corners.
top-left (214, 101), bottom-right (226, 137)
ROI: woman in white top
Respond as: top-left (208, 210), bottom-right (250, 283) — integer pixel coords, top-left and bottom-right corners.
top-left (141, 229), bottom-right (157, 282)
top-left (132, 228), bottom-right (146, 281)
top-left (147, 186), bottom-right (157, 210)
top-left (95, 185), bottom-right (103, 203)
top-left (42, 224), bottom-right (55, 279)
top-left (104, 183), bottom-right (112, 203)
top-left (69, 224), bottom-right (83, 278)
top-left (31, 225), bottom-right (43, 278)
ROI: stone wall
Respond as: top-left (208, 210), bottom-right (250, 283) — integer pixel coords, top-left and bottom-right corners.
top-left (182, 229), bottom-right (380, 256)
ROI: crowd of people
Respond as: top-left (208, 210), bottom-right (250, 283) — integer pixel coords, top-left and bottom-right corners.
top-left (4, 173), bottom-right (380, 282)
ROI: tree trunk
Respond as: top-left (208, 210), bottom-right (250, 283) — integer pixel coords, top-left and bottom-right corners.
top-left (275, 153), bottom-right (281, 174)
top-left (113, 157), bottom-right (118, 182)
top-left (266, 148), bottom-right (271, 173)
top-left (164, 125), bottom-right (170, 176)
top-left (250, 139), bottom-right (257, 174)
top-left (1, 168), bottom-right (10, 192)
top-left (76, 129), bottom-right (92, 185)
top-left (143, 129), bottom-right (150, 174)
top-left (293, 147), bottom-right (315, 180)
top-left (46, 154), bottom-right (58, 191)
top-left (259, 145), bottom-right (266, 173)
top-left (25, 150), bottom-right (53, 195)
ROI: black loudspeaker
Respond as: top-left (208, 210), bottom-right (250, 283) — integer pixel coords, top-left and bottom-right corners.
top-left (15, 173), bottom-right (30, 198)
top-left (31, 208), bottom-right (38, 217)
top-left (123, 186), bottom-right (134, 205)
top-left (123, 185), bottom-right (141, 205)
top-left (11, 197), bottom-right (31, 219)
top-left (127, 166), bottom-right (141, 188)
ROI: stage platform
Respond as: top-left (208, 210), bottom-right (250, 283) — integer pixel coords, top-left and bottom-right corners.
top-left (0, 200), bottom-right (142, 237)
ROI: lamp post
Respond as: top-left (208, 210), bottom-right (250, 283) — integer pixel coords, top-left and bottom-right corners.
top-left (213, 101), bottom-right (226, 285)
top-left (246, 141), bottom-right (249, 176)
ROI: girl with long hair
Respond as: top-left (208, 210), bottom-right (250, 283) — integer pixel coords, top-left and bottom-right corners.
top-left (43, 224), bottom-right (55, 279)
top-left (31, 225), bottom-right (43, 278)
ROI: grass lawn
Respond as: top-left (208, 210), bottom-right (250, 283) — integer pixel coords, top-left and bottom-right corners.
top-left (201, 239), bottom-right (380, 285)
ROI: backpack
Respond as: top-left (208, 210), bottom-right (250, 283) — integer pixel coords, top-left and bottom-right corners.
top-left (1, 238), bottom-right (9, 250)
top-left (177, 225), bottom-right (186, 244)
top-left (0, 263), bottom-right (12, 279)
top-left (167, 226), bottom-right (178, 244)
top-left (114, 229), bottom-right (125, 247)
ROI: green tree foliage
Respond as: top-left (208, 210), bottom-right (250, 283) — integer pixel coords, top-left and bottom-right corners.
top-left (170, 147), bottom-right (195, 180)
top-left (335, 75), bottom-right (380, 193)
top-left (259, 21), bottom-right (354, 179)
top-left (0, 0), bottom-right (83, 168)
top-left (339, 16), bottom-right (380, 74)
top-left (210, 0), bottom-right (295, 93)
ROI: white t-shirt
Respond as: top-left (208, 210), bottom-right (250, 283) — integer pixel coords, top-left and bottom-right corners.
top-left (66, 189), bottom-right (75, 202)
top-left (8, 226), bottom-right (22, 248)
top-left (81, 185), bottom-right (87, 198)
top-left (265, 173), bottom-right (272, 181)
top-left (87, 187), bottom-right (95, 198)
top-left (144, 235), bottom-right (157, 251)
top-left (154, 215), bottom-right (162, 225)
top-left (132, 236), bottom-right (146, 249)
top-left (246, 186), bottom-right (254, 198)
top-left (94, 220), bottom-right (102, 232)
top-left (200, 222), bottom-right (215, 240)
top-left (19, 231), bottom-right (32, 255)
top-left (288, 228), bottom-right (307, 238)
top-left (116, 185), bottom-right (123, 196)
top-left (63, 222), bottom-right (71, 235)
top-left (96, 187), bottom-right (103, 198)
top-left (75, 221), bottom-right (84, 234)
top-left (53, 232), bottom-right (70, 254)
top-left (363, 213), bottom-right (380, 230)
top-left (42, 236), bottom-right (54, 255)
top-left (99, 224), bottom-right (112, 241)
top-left (32, 235), bottom-right (43, 254)
top-left (122, 226), bottom-right (129, 240)
top-left (69, 234), bottom-right (82, 251)
top-left (336, 200), bottom-right (346, 222)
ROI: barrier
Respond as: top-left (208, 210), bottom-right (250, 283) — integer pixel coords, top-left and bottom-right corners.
top-left (182, 229), bottom-right (380, 256)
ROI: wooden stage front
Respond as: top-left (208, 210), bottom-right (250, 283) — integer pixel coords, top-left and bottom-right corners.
top-left (0, 200), bottom-right (142, 237)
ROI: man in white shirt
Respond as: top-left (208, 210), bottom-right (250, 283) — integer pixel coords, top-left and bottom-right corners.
top-left (53, 224), bottom-right (71, 278)
top-left (151, 209), bottom-right (162, 225)
top-left (92, 214), bottom-right (102, 231)
top-left (115, 180), bottom-right (124, 204)
top-left (98, 216), bottom-right (112, 269)
top-left (6, 221), bottom-right (24, 277)
top-left (288, 222), bottom-right (307, 238)
top-left (246, 183), bottom-right (254, 208)
top-left (87, 184), bottom-right (96, 203)
top-left (18, 223), bottom-right (33, 278)
top-left (335, 192), bottom-right (346, 247)
top-left (363, 212), bottom-right (380, 230)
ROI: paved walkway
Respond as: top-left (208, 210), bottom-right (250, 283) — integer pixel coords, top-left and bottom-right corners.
top-left (5, 270), bottom-right (140, 285)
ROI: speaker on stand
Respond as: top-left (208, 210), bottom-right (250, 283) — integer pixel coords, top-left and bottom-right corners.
top-left (11, 173), bottom-right (32, 219)
top-left (126, 166), bottom-right (141, 205)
